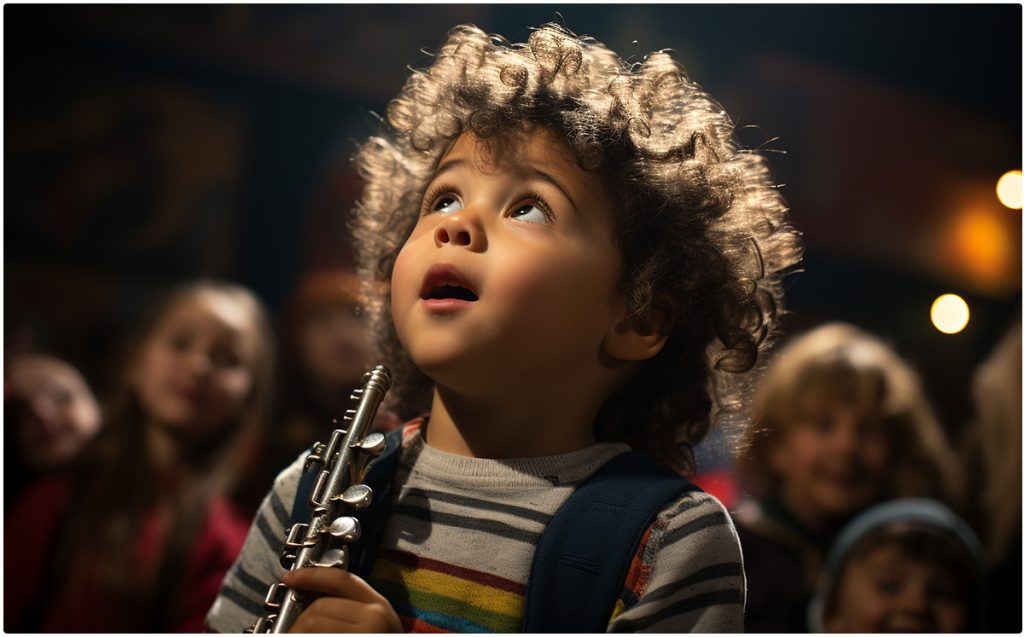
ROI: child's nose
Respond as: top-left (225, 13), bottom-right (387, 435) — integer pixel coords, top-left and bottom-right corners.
top-left (434, 212), bottom-right (486, 251)
top-left (829, 416), bottom-right (860, 454)
top-left (897, 580), bottom-right (931, 615)
top-left (188, 351), bottom-right (214, 377)
top-left (30, 395), bottom-right (63, 432)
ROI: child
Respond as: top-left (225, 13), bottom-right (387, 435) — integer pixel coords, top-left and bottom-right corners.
top-left (959, 321), bottom-right (1021, 632)
top-left (4, 280), bottom-right (275, 632)
top-left (4, 351), bottom-right (103, 507)
top-left (206, 23), bottom-right (801, 632)
top-left (809, 498), bottom-right (986, 633)
top-left (734, 322), bottom-right (958, 632)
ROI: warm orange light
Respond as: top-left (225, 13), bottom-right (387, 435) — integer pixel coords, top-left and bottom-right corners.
top-left (996, 170), bottom-right (1022, 209)
top-left (950, 209), bottom-right (1012, 282)
top-left (931, 294), bottom-right (970, 334)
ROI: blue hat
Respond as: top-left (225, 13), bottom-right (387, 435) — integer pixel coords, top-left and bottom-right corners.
top-left (807, 498), bottom-right (986, 632)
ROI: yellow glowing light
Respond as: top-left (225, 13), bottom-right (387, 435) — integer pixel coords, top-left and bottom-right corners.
top-left (930, 294), bottom-right (970, 334)
top-left (996, 170), bottom-right (1022, 209)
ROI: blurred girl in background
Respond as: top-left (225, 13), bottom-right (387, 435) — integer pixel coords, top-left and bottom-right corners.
top-left (4, 351), bottom-right (103, 508)
top-left (734, 322), bottom-right (958, 632)
top-left (5, 280), bottom-right (274, 632)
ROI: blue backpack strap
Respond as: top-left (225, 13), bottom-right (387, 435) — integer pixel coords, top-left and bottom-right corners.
top-left (289, 426), bottom-right (405, 578)
top-left (348, 426), bottom-right (405, 578)
top-left (522, 451), bottom-right (700, 633)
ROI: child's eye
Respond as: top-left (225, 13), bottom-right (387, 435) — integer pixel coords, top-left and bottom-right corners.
top-left (927, 576), bottom-right (965, 601)
top-left (211, 347), bottom-right (242, 369)
top-left (876, 577), bottom-right (901, 595)
top-left (510, 203), bottom-right (549, 224)
top-left (168, 333), bottom-right (192, 352)
top-left (812, 416), bottom-right (834, 433)
top-left (857, 419), bottom-right (886, 440)
top-left (432, 194), bottom-right (463, 215)
top-left (44, 382), bottom-right (74, 407)
top-left (509, 193), bottom-right (553, 224)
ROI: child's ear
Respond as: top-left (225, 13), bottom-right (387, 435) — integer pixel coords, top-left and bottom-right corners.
top-left (603, 300), bottom-right (673, 362)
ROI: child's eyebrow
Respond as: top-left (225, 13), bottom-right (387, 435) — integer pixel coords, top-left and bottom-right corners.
top-left (429, 156), bottom-right (581, 216)
top-left (530, 168), bottom-right (580, 216)
top-left (432, 157), bottom-right (468, 179)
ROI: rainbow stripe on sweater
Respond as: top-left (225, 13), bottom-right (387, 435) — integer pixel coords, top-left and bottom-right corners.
top-left (370, 549), bottom-right (525, 632)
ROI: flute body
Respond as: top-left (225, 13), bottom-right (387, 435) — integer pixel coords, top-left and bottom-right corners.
top-left (249, 365), bottom-right (392, 633)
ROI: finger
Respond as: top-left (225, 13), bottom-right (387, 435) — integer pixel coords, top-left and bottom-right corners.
top-left (289, 612), bottom-right (361, 634)
top-left (282, 568), bottom-right (384, 604)
top-left (304, 597), bottom-right (369, 623)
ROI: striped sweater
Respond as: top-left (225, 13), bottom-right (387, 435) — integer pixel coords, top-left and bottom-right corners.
top-left (206, 420), bottom-right (745, 632)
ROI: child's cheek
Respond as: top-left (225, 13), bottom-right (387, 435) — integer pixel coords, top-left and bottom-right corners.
top-left (389, 244), bottom-right (420, 341)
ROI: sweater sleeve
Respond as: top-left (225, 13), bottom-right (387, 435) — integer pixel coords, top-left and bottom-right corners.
top-left (606, 491), bottom-right (746, 632)
top-left (204, 455), bottom-right (304, 633)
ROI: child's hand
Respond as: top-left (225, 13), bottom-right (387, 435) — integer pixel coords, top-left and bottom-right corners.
top-left (282, 567), bottom-right (402, 633)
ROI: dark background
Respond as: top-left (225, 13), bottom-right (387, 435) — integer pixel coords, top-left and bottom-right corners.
top-left (4, 4), bottom-right (1021, 444)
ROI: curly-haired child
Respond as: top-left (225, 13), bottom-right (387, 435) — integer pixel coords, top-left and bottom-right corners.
top-left (206, 22), bottom-right (801, 633)
top-left (734, 322), bottom-right (958, 632)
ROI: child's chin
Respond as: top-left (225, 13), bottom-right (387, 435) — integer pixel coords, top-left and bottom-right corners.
top-left (816, 490), bottom-right (874, 518)
top-left (411, 354), bottom-right (473, 385)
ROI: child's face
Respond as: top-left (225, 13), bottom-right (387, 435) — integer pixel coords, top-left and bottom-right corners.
top-left (7, 355), bottom-right (102, 471)
top-left (390, 127), bottom-right (624, 399)
top-left (824, 542), bottom-right (969, 633)
top-left (299, 305), bottom-right (369, 390)
top-left (769, 405), bottom-right (890, 523)
top-left (132, 291), bottom-right (259, 439)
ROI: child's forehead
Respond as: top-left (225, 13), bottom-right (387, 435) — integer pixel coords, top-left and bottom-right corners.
top-left (431, 126), bottom-right (614, 211)
top-left (850, 525), bottom-right (971, 568)
top-left (439, 126), bottom-right (578, 173)
top-left (159, 291), bottom-right (257, 339)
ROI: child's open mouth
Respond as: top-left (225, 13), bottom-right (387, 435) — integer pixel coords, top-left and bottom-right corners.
top-left (420, 263), bottom-right (479, 309)
top-left (425, 283), bottom-right (479, 302)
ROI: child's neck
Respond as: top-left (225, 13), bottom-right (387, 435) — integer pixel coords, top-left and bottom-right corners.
top-left (145, 422), bottom-right (198, 479)
top-left (777, 490), bottom-right (848, 541)
top-left (147, 424), bottom-right (179, 472)
top-left (424, 384), bottom-right (600, 459)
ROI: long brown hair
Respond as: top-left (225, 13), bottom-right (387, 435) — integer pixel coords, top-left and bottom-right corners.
top-left (55, 280), bottom-right (274, 630)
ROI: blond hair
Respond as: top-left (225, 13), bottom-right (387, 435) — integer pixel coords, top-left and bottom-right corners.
top-left (969, 322), bottom-right (1021, 560)
top-left (738, 322), bottom-right (956, 501)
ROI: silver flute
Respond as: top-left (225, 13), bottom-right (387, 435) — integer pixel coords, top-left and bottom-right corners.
top-left (249, 365), bottom-right (392, 633)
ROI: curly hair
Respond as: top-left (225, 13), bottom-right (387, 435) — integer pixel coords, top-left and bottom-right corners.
top-left (350, 23), bottom-right (802, 473)
top-left (737, 322), bottom-right (957, 502)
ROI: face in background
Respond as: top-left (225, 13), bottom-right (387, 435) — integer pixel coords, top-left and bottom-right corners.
top-left (824, 542), bottom-right (970, 633)
top-left (769, 403), bottom-right (891, 527)
top-left (298, 304), bottom-right (369, 392)
top-left (389, 126), bottom-right (624, 401)
top-left (6, 354), bottom-right (102, 471)
top-left (131, 290), bottom-right (259, 442)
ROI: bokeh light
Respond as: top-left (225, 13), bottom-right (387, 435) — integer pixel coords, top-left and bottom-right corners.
top-left (996, 170), bottom-right (1022, 209)
top-left (950, 208), bottom-right (1013, 284)
top-left (930, 294), bottom-right (970, 334)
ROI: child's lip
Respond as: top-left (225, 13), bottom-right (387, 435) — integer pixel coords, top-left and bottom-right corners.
top-left (819, 468), bottom-right (863, 488)
top-left (419, 263), bottom-right (479, 301)
top-left (175, 385), bottom-right (204, 404)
